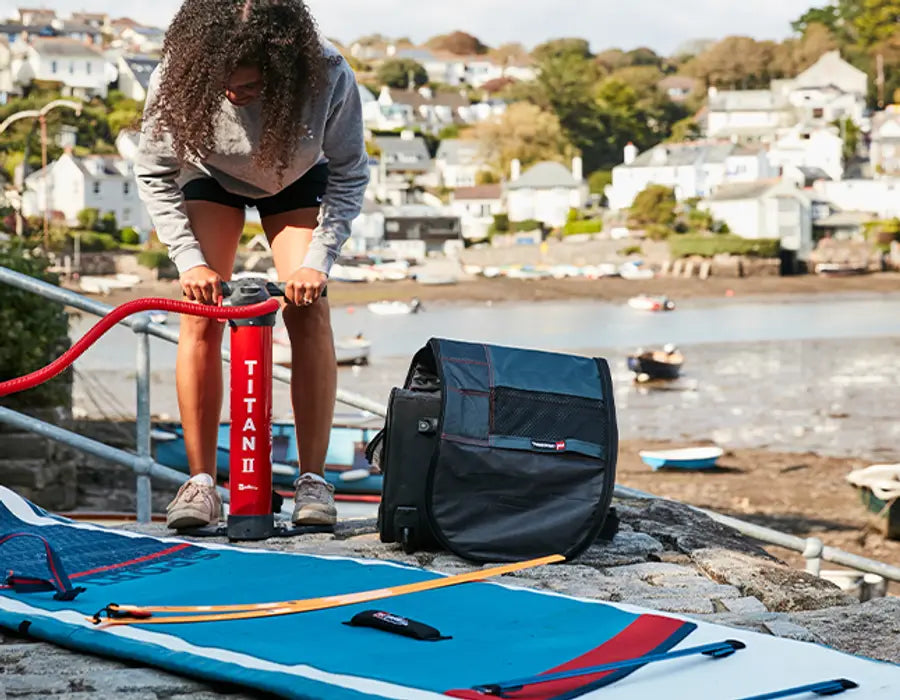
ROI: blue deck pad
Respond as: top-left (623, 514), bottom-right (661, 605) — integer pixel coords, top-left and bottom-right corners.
top-left (2, 487), bottom-right (899, 700)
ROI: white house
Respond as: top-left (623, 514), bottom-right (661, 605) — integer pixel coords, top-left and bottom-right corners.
top-left (369, 132), bottom-right (435, 205)
top-left (606, 140), bottom-right (775, 211)
top-left (116, 55), bottom-right (158, 101)
top-left (812, 178), bottom-right (900, 219)
top-left (0, 38), bottom-right (21, 103)
top-left (22, 152), bottom-right (151, 234)
top-left (785, 51), bottom-right (867, 126)
top-left (870, 106), bottom-right (900, 176)
top-left (701, 179), bottom-right (814, 262)
top-left (506, 158), bottom-right (588, 228)
top-left (767, 126), bottom-right (844, 182)
top-left (119, 26), bottom-right (165, 55)
top-left (12, 37), bottom-right (108, 98)
top-left (377, 86), bottom-right (470, 131)
top-left (706, 88), bottom-right (794, 140)
top-left (434, 139), bottom-right (491, 188)
top-left (706, 51), bottom-right (867, 142)
top-left (18, 8), bottom-right (56, 25)
top-left (346, 199), bottom-right (385, 254)
top-left (450, 184), bottom-right (504, 240)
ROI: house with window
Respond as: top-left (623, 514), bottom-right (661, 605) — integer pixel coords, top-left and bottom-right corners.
top-left (506, 158), bottom-right (588, 228)
top-left (12, 37), bottom-right (108, 98)
top-left (119, 26), bottom-right (165, 55)
top-left (116, 54), bottom-right (158, 101)
top-left (767, 126), bottom-right (844, 182)
top-left (0, 38), bottom-right (22, 103)
top-left (705, 51), bottom-right (867, 142)
top-left (812, 178), bottom-right (900, 219)
top-left (870, 106), bottom-right (900, 176)
top-left (701, 179), bottom-right (814, 268)
top-left (70, 12), bottom-right (109, 30)
top-left (377, 86), bottom-right (470, 131)
top-left (382, 204), bottom-right (462, 260)
top-left (369, 132), bottom-right (434, 205)
top-left (22, 152), bottom-right (151, 235)
top-left (606, 140), bottom-right (775, 211)
top-left (449, 184), bottom-right (504, 240)
top-left (17, 8), bottom-right (56, 25)
top-left (434, 139), bottom-right (491, 189)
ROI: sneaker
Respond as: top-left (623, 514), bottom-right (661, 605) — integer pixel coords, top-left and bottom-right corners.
top-left (166, 476), bottom-right (222, 530)
top-left (292, 473), bottom-right (337, 526)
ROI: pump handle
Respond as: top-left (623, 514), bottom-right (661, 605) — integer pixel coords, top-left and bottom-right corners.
top-left (220, 280), bottom-right (286, 299)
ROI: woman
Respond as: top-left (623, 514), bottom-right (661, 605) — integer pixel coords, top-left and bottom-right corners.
top-left (136, 0), bottom-right (369, 530)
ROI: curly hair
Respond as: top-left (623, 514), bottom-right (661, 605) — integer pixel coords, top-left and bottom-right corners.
top-left (147, 0), bottom-right (334, 180)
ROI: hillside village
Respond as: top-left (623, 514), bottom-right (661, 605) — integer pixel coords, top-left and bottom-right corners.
top-left (0, 7), bottom-right (898, 277)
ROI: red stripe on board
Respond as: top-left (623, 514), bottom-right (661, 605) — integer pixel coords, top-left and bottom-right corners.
top-left (70, 544), bottom-right (191, 579)
top-left (445, 615), bottom-right (688, 699)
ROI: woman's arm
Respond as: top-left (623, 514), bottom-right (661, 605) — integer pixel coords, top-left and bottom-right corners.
top-left (134, 70), bottom-right (208, 276)
top-left (301, 61), bottom-right (370, 276)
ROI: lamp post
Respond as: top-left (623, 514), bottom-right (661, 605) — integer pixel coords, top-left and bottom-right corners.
top-left (0, 99), bottom-right (83, 249)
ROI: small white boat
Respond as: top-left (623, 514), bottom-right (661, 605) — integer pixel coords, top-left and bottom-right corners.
top-left (367, 299), bottom-right (423, 316)
top-left (620, 262), bottom-right (655, 281)
top-left (79, 274), bottom-right (140, 296)
top-left (273, 334), bottom-right (371, 367)
top-left (640, 447), bottom-right (724, 471)
top-left (628, 295), bottom-right (675, 312)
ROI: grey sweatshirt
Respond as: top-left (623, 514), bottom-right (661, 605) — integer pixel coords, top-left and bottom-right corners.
top-left (135, 46), bottom-right (369, 276)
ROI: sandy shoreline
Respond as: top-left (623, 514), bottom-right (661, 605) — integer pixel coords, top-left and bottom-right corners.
top-left (66, 270), bottom-right (900, 309)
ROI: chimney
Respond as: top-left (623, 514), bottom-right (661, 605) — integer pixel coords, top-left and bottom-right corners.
top-left (623, 142), bottom-right (638, 165)
top-left (510, 158), bottom-right (521, 181)
top-left (572, 156), bottom-right (583, 182)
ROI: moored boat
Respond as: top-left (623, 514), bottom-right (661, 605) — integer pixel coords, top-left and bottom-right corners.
top-left (152, 416), bottom-right (383, 494)
top-left (627, 345), bottom-right (684, 381)
top-left (628, 294), bottom-right (675, 312)
top-left (639, 446), bottom-right (724, 471)
top-left (367, 299), bottom-right (423, 315)
top-left (846, 464), bottom-right (900, 539)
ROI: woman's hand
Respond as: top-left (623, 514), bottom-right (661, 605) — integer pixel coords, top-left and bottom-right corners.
top-left (285, 268), bottom-right (327, 307)
top-left (180, 266), bottom-right (222, 305)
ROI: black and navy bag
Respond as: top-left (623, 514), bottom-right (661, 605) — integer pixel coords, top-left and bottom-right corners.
top-left (371, 338), bottom-right (618, 563)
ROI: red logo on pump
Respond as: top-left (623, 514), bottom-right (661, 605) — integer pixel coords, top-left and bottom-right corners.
top-left (556, 441), bottom-right (566, 451)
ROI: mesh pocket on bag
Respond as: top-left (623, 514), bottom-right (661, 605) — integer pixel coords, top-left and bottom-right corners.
top-left (491, 387), bottom-right (608, 446)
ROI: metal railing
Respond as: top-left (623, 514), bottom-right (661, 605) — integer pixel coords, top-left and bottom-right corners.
top-left (2, 265), bottom-right (899, 585)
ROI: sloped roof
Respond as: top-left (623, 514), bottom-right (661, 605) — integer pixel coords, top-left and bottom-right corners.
top-left (374, 135), bottom-right (432, 172)
top-left (453, 184), bottom-right (502, 200)
top-left (30, 37), bottom-right (103, 58)
top-left (385, 88), bottom-right (469, 109)
top-left (507, 161), bottom-right (579, 190)
top-left (435, 138), bottom-right (482, 165)
top-left (707, 180), bottom-right (779, 201)
top-left (708, 89), bottom-right (790, 113)
top-left (121, 55), bottom-right (159, 91)
top-left (626, 141), bottom-right (738, 168)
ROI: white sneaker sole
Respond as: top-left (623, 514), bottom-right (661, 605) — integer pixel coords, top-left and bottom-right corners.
top-left (292, 505), bottom-right (337, 526)
top-left (167, 507), bottom-right (217, 530)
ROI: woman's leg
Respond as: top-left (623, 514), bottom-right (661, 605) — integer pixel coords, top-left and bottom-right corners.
top-left (176, 201), bottom-right (245, 479)
top-left (262, 207), bottom-right (337, 524)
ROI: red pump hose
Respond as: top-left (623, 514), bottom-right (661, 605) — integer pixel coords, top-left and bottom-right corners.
top-left (0, 297), bottom-right (281, 398)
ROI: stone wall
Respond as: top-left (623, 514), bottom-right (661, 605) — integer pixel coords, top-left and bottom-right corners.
top-left (0, 412), bottom-right (79, 512)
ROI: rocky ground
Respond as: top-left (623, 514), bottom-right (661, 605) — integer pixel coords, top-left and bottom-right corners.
top-left (2, 495), bottom-right (898, 699)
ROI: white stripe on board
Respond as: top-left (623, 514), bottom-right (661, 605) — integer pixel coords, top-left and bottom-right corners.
top-left (0, 597), bottom-right (444, 700)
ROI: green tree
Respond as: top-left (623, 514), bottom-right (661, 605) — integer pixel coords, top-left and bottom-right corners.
top-left (852, 0), bottom-right (900, 47)
top-left (629, 185), bottom-right (677, 228)
top-left (0, 243), bottom-right (71, 411)
top-left (376, 59), bottom-right (428, 88)
top-left (466, 102), bottom-right (575, 176)
top-left (532, 38), bottom-right (592, 62)
top-left (425, 31), bottom-right (489, 55)
top-left (587, 169), bottom-right (612, 195)
top-left (98, 212), bottom-right (118, 236)
top-left (77, 208), bottom-right (99, 231)
top-left (668, 117), bottom-right (702, 142)
top-left (682, 36), bottom-right (784, 88)
top-left (792, 5), bottom-right (842, 34)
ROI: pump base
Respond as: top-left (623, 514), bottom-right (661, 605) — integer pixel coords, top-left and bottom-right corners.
top-left (177, 521), bottom-right (334, 540)
top-left (227, 514), bottom-right (275, 541)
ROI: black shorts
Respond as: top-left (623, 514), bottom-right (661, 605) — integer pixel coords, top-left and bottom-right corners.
top-left (182, 163), bottom-right (328, 217)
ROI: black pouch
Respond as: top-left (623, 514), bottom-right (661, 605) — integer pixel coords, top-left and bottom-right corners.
top-left (343, 610), bottom-right (451, 641)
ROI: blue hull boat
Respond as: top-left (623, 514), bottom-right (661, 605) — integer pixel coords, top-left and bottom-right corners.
top-left (640, 447), bottom-right (724, 471)
top-left (152, 418), bottom-right (383, 494)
